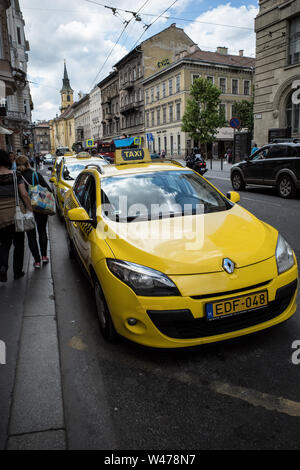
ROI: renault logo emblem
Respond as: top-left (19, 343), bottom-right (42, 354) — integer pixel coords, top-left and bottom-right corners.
top-left (223, 258), bottom-right (235, 274)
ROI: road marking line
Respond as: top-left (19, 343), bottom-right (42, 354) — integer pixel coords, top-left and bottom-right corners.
top-left (213, 381), bottom-right (300, 417)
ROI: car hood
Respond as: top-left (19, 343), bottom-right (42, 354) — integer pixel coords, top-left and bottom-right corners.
top-left (103, 204), bottom-right (278, 275)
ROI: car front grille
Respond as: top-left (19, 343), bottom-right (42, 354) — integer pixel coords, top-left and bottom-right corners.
top-left (147, 279), bottom-right (298, 340)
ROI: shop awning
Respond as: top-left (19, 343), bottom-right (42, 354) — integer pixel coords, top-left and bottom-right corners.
top-left (114, 137), bottom-right (135, 148)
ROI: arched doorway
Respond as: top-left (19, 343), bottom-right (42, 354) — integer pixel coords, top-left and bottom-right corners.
top-left (286, 93), bottom-right (300, 135)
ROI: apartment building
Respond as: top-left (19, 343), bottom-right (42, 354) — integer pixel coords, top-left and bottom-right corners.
top-left (254, 0), bottom-right (300, 145)
top-left (98, 24), bottom-right (195, 143)
top-left (143, 46), bottom-right (255, 158)
top-left (0, 0), bottom-right (32, 152)
top-left (90, 85), bottom-right (102, 141)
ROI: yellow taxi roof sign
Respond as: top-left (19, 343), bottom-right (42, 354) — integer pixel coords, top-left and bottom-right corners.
top-left (115, 148), bottom-right (151, 165)
top-left (64, 152), bottom-right (73, 156)
top-left (77, 151), bottom-right (91, 158)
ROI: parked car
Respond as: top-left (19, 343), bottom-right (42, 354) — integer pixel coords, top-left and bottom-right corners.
top-left (231, 143), bottom-right (300, 198)
top-left (43, 154), bottom-right (54, 164)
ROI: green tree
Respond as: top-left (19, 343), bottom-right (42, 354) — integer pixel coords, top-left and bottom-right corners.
top-left (181, 77), bottom-right (225, 146)
top-left (232, 100), bottom-right (254, 132)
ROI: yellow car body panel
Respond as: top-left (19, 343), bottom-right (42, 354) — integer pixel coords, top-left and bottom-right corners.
top-left (64, 163), bottom-right (298, 348)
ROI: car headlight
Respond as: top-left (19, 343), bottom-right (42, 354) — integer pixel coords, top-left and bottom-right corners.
top-left (276, 234), bottom-right (295, 274)
top-left (106, 259), bottom-right (181, 296)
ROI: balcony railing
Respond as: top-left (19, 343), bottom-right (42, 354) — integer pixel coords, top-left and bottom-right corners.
top-left (7, 110), bottom-right (29, 122)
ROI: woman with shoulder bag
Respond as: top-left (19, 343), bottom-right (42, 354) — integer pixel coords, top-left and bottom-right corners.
top-left (16, 155), bottom-right (52, 267)
top-left (0, 149), bottom-right (33, 282)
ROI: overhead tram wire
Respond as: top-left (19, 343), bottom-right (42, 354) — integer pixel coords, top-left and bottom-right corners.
top-left (86, 0), bottom-right (153, 91)
top-left (83, 0), bottom-right (253, 31)
top-left (129, 0), bottom-right (179, 51)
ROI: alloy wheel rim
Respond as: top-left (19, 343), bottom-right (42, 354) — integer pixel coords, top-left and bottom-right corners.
top-left (233, 174), bottom-right (241, 189)
top-left (280, 178), bottom-right (291, 197)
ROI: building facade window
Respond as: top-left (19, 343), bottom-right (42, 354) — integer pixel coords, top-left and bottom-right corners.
top-left (156, 85), bottom-right (160, 100)
top-left (219, 78), bottom-right (226, 93)
top-left (192, 74), bottom-right (200, 84)
top-left (244, 80), bottom-right (250, 95)
top-left (162, 106), bottom-right (167, 124)
top-left (162, 81), bottom-right (166, 98)
top-left (232, 79), bottom-right (238, 94)
top-left (207, 76), bottom-right (214, 84)
top-left (176, 75), bottom-right (180, 92)
top-left (17, 26), bottom-right (22, 45)
top-left (150, 87), bottom-right (154, 102)
top-left (176, 102), bottom-right (181, 120)
top-left (169, 103), bottom-right (173, 122)
top-left (169, 78), bottom-right (173, 95)
top-left (157, 108), bottom-right (160, 125)
top-left (219, 103), bottom-right (226, 120)
top-left (289, 16), bottom-right (300, 65)
top-left (286, 93), bottom-right (300, 134)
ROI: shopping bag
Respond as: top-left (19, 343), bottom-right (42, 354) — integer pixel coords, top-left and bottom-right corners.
top-left (27, 172), bottom-right (56, 216)
top-left (13, 172), bottom-right (36, 232)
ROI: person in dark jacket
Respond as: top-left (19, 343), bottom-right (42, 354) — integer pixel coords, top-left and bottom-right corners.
top-left (0, 150), bottom-right (33, 282)
top-left (16, 155), bottom-right (52, 268)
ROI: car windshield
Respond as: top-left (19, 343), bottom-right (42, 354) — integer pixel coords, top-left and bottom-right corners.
top-left (101, 170), bottom-right (231, 222)
top-left (62, 159), bottom-right (106, 181)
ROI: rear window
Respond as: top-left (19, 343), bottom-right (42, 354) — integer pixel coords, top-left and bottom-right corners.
top-left (101, 170), bottom-right (231, 222)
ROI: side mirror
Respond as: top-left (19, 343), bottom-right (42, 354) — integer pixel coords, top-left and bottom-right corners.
top-left (67, 207), bottom-right (94, 224)
top-left (227, 191), bottom-right (240, 204)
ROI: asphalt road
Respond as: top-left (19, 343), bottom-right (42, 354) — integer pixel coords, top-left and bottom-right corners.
top-left (49, 174), bottom-right (300, 450)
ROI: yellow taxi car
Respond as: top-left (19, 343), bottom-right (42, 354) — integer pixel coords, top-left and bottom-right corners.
top-left (50, 153), bottom-right (108, 218)
top-left (64, 148), bottom-right (298, 348)
top-left (48, 151), bottom-right (74, 181)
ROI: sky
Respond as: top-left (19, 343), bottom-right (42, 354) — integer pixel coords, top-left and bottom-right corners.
top-left (19, 0), bottom-right (259, 122)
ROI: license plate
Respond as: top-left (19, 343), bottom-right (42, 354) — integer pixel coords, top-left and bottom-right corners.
top-left (206, 290), bottom-right (268, 320)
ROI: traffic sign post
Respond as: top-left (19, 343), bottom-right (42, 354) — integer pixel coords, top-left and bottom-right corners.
top-left (230, 117), bottom-right (241, 164)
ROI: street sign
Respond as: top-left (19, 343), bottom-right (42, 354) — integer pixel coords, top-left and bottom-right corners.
top-left (134, 137), bottom-right (141, 146)
top-left (146, 133), bottom-right (154, 142)
top-left (86, 139), bottom-right (94, 147)
top-left (230, 117), bottom-right (241, 129)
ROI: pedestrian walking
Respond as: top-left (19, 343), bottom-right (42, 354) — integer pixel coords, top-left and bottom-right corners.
top-left (161, 150), bottom-right (166, 158)
top-left (0, 150), bottom-right (33, 282)
top-left (16, 155), bottom-right (53, 267)
top-left (8, 151), bottom-right (17, 170)
top-left (251, 142), bottom-right (259, 155)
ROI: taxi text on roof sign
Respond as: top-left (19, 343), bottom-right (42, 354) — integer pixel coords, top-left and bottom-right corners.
top-left (115, 147), bottom-right (152, 165)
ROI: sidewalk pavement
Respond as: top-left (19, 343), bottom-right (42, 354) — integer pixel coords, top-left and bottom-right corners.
top-left (0, 234), bottom-right (66, 450)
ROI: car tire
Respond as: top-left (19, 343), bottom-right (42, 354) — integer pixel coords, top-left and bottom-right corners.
top-left (94, 278), bottom-right (118, 342)
top-left (277, 175), bottom-right (296, 199)
top-left (231, 171), bottom-right (245, 191)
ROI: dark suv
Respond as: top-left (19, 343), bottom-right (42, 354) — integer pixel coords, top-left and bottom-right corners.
top-left (231, 143), bottom-right (300, 198)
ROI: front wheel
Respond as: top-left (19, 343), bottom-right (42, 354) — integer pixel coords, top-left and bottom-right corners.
top-left (231, 171), bottom-right (245, 191)
top-left (277, 175), bottom-right (296, 199)
top-left (94, 278), bottom-right (117, 342)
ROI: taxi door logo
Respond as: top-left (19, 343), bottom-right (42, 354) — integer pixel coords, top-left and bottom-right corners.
top-left (121, 149), bottom-right (145, 161)
top-left (0, 340), bottom-right (6, 365)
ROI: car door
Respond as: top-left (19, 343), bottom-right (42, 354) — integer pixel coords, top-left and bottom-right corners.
top-left (72, 174), bottom-right (97, 271)
top-left (244, 146), bottom-right (270, 184)
top-left (263, 145), bottom-right (288, 185)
